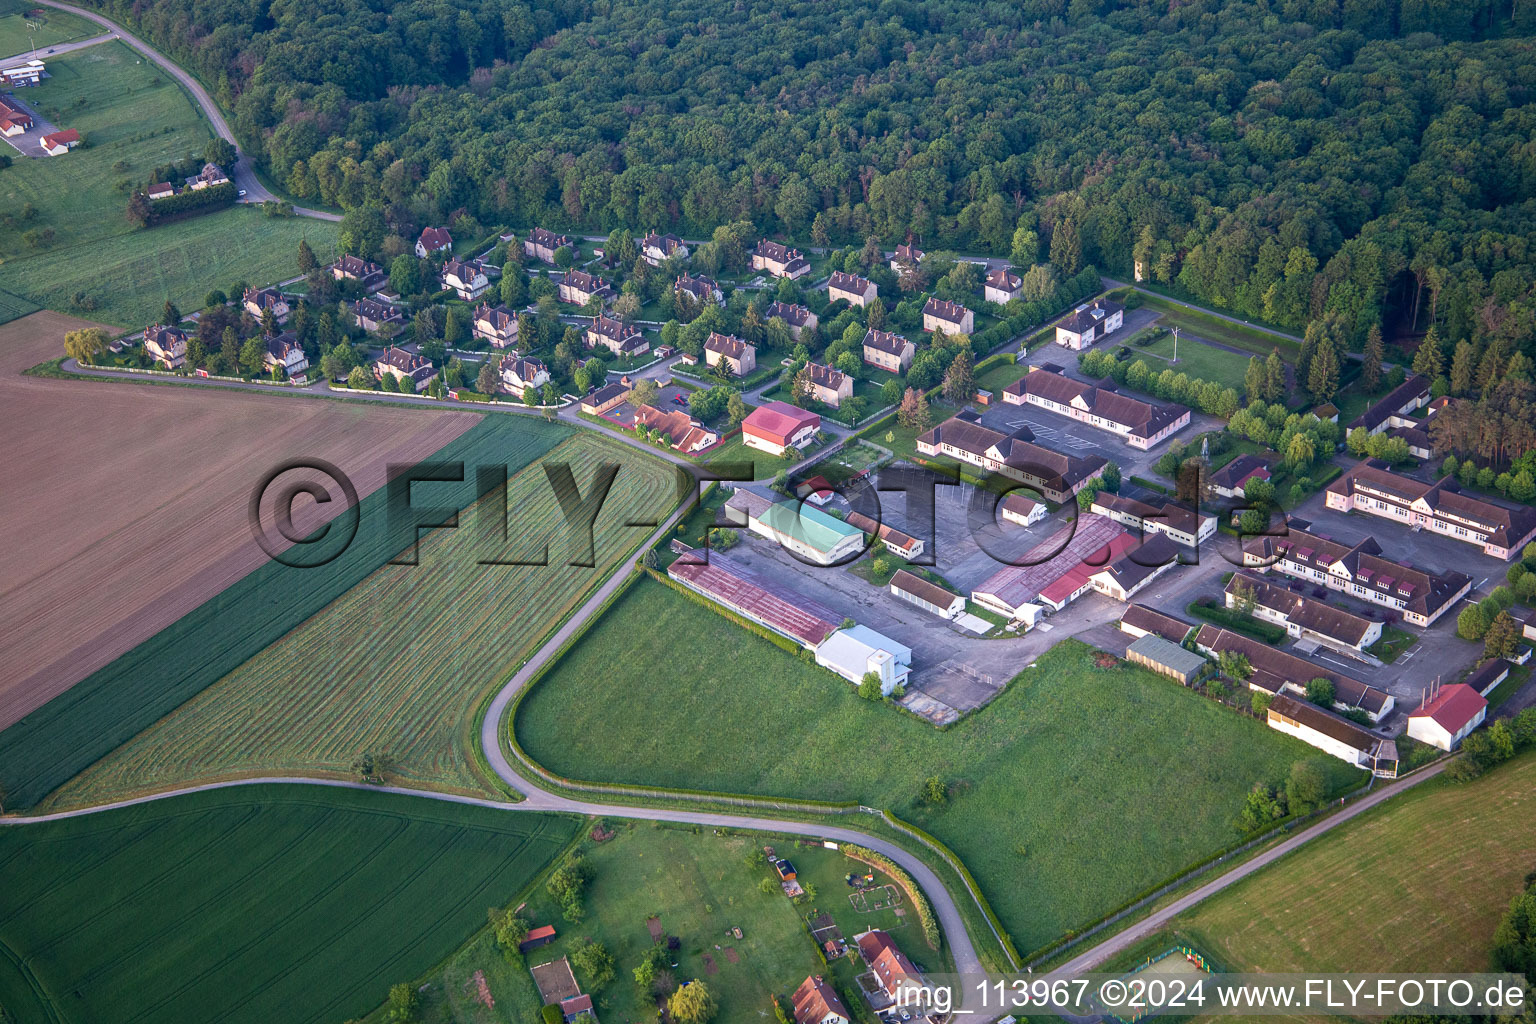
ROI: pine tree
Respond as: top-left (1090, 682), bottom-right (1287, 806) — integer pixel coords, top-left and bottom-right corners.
top-left (476, 359), bottom-right (498, 395)
top-left (1411, 326), bottom-right (1443, 379)
top-left (297, 238), bottom-right (318, 275)
top-left (1450, 340), bottom-right (1477, 396)
top-left (1361, 324), bottom-right (1384, 393)
top-left (942, 346), bottom-right (976, 404)
top-left (1307, 335), bottom-right (1340, 403)
top-left (1264, 349), bottom-right (1286, 402)
top-left (911, 389), bottom-right (932, 432)
top-left (1244, 356), bottom-right (1265, 401)
top-left (1048, 215), bottom-right (1082, 274)
top-left (162, 300), bottom-right (182, 327)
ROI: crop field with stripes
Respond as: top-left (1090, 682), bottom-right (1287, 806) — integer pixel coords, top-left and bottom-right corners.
top-left (45, 431), bottom-right (678, 809)
top-left (0, 786), bottom-right (578, 1024)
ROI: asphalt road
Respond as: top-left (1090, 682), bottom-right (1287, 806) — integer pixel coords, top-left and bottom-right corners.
top-left (0, 30), bottom-right (113, 66)
top-left (30, 0), bottom-right (342, 222)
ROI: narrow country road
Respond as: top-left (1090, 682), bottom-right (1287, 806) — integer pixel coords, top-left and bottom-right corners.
top-left (31, 0), bottom-right (342, 222)
top-left (0, 31), bottom-right (114, 65)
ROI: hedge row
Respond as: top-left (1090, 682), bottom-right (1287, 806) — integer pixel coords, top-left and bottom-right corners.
top-left (841, 842), bottom-right (943, 953)
top-left (1186, 599), bottom-right (1288, 645)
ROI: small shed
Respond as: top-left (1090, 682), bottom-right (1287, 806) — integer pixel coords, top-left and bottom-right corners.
top-left (520, 924), bottom-right (557, 952)
top-left (1125, 633), bottom-right (1206, 684)
top-left (775, 859), bottom-right (797, 881)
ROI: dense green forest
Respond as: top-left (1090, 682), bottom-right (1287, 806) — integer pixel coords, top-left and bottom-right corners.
top-left (76, 0), bottom-right (1536, 353)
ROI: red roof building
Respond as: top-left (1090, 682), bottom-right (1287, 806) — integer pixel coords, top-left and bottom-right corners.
top-left (791, 975), bottom-right (850, 1024)
top-left (742, 401), bottom-right (821, 456)
top-left (1406, 683), bottom-right (1487, 751)
top-left (667, 551), bottom-right (842, 649)
top-left (519, 924), bottom-right (557, 952)
top-left (855, 930), bottom-right (922, 999)
top-left (40, 128), bottom-right (80, 154)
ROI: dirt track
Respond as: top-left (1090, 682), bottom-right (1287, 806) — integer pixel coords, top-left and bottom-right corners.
top-left (0, 312), bottom-right (478, 728)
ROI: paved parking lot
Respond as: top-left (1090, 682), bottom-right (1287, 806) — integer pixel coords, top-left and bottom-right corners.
top-left (600, 383), bottom-right (694, 427)
top-left (0, 91), bottom-right (58, 158)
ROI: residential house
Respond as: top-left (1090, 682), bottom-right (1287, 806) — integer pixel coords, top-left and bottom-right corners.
top-left (804, 361), bottom-right (853, 408)
top-left (145, 181), bottom-right (175, 200)
top-left (185, 162), bottom-right (229, 190)
top-left (889, 243), bottom-right (924, 271)
top-left (1090, 492), bottom-right (1216, 547)
top-left (846, 511), bottom-right (924, 560)
top-left (374, 346), bottom-right (435, 391)
top-left (500, 355), bottom-right (551, 399)
top-left (1266, 694), bottom-right (1398, 775)
top-left (791, 976), bottom-right (851, 1024)
top-left (559, 995), bottom-right (593, 1023)
top-left (741, 401), bottom-right (820, 456)
top-left (1118, 604), bottom-right (1194, 644)
top-left (262, 332), bottom-right (308, 379)
top-left (674, 273), bottom-right (723, 306)
top-left (999, 493), bottom-right (1046, 527)
top-left (473, 303), bottom-right (520, 348)
top-left (331, 254), bottom-right (386, 291)
top-left (1242, 527), bottom-right (1470, 628)
top-left (1347, 374), bottom-right (1431, 435)
top-left (1208, 453), bottom-right (1273, 498)
top-left (634, 404), bottom-right (718, 453)
top-left (751, 239), bottom-right (810, 279)
top-left (39, 128), bottom-right (80, 155)
top-left (922, 297), bottom-right (974, 337)
top-left (586, 315), bottom-right (648, 357)
top-left (640, 231), bottom-right (688, 266)
top-left (415, 226), bottom-right (452, 258)
top-left (523, 227), bottom-right (571, 264)
top-left (1326, 459), bottom-right (1536, 559)
top-left (243, 287), bottom-right (290, 324)
top-left (917, 409), bottom-right (1108, 503)
top-left (1194, 625), bottom-right (1394, 722)
top-left (862, 329), bottom-right (914, 373)
top-left (1406, 683), bottom-right (1487, 751)
top-left (1003, 366), bottom-right (1190, 449)
top-left (704, 333), bottom-right (757, 377)
top-left (1125, 633), bottom-right (1207, 684)
top-left (765, 301), bottom-right (817, 340)
top-left (984, 268), bottom-right (1023, 305)
top-left (0, 98), bottom-right (33, 136)
top-left (441, 259), bottom-right (490, 301)
top-left (815, 625), bottom-right (912, 694)
top-left (890, 570), bottom-right (965, 619)
top-left (827, 271), bottom-right (877, 307)
top-left (726, 489), bottom-right (866, 565)
top-left (581, 378), bottom-right (633, 415)
top-left (1053, 298), bottom-right (1124, 350)
top-left (352, 297), bottom-right (403, 334)
top-left (668, 547), bottom-right (842, 649)
top-left (558, 268), bottom-right (612, 306)
top-left (1224, 570), bottom-right (1383, 652)
top-left (855, 930), bottom-right (925, 1004)
top-left (142, 324), bottom-right (187, 369)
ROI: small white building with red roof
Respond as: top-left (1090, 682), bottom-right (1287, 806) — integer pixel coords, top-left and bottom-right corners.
top-left (741, 401), bottom-right (820, 456)
top-left (1406, 683), bottom-right (1487, 751)
top-left (40, 128), bottom-right (80, 155)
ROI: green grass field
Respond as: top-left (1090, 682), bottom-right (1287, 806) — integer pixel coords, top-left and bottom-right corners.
top-left (46, 431), bottom-right (678, 809)
top-left (1116, 330), bottom-right (1253, 391)
top-left (513, 579), bottom-right (1360, 953)
top-left (0, 414), bottom-right (573, 811)
top-left (0, 40), bottom-right (338, 325)
top-left (0, 0), bottom-right (98, 54)
top-left (1168, 752), bottom-right (1536, 974)
top-left (0, 786), bottom-right (579, 1024)
top-left (1134, 294), bottom-right (1299, 360)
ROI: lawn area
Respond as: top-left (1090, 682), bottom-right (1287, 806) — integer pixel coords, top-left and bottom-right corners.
top-left (0, 0), bottom-right (99, 54)
top-left (0, 41), bottom-right (213, 261)
top-left (1114, 329), bottom-right (1253, 392)
top-left (1167, 751), bottom-right (1536, 973)
top-left (46, 431), bottom-right (678, 809)
top-left (975, 355), bottom-right (1026, 394)
top-left (1367, 625), bottom-right (1417, 663)
top-left (760, 377), bottom-right (891, 427)
top-left (0, 785), bottom-right (579, 1024)
top-left (377, 822), bottom-right (919, 1024)
top-left (514, 578), bottom-right (1362, 954)
top-left (1134, 293), bottom-right (1301, 359)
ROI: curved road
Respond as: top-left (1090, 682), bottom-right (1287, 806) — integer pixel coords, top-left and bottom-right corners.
top-left (32, 0), bottom-right (341, 222)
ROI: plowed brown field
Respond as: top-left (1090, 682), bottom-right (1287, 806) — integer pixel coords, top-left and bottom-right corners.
top-left (0, 312), bottom-right (478, 728)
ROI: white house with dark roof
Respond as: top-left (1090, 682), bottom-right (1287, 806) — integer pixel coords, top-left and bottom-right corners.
top-left (862, 329), bottom-right (914, 373)
top-left (374, 346), bottom-right (434, 391)
top-left (262, 332), bottom-right (309, 378)
top-left (704, 333), bottom-right (756, 376)
top-left (919, 409), bottom-right (1107, 503)
top-left (984, 268), bottom-right (1023, 305)
top-left (1054, 298), bottom-right (1124, 349)
top-left (1091, 491), bottom-right (1215, 547)
top-left (804, 361), bottom-right (852, 407)
top-left (922, 297), bottom-right (974, 336)
top-left (243, 287), bottom-right (290, 324)
top-left (473, 303), bottom-right (520, 348)
top-left (764, 301), bottom-right (816, 340)
top-left (353, 297), bottom-right (403, 333)
top-left (827, 271), bottom-right (877, 307)
top-left (890, 570), bottom-right (965, 619)
top-left (524, 227), bottom-right (571, 264)
top-left (142, 324), bottom-right (187, 369)
top-left (441, 259), bottom-right (490, 301)
top-left (674, 274), bottom-right (723, 306)
top-left (331, 254), bottom-right (386, 291)
top-left (889, 243), bottom-right (924, 271)
top-left (1003, 366), bottom-right (1189, 449)
top-left (499, 355), bottom-right (550, 398)
top-left (558, 268), bottom-right (612, 306)
top-left (640, 231), bottom-right (688, 265)
top-left (751, 240), bottom-right (810, 279)
top-left (586, 315), bottom-right (648, 356)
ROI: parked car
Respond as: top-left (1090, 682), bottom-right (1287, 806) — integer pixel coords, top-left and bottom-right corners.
top-left (237, 189), bottom-right (247, 197)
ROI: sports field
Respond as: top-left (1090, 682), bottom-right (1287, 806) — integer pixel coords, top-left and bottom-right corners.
top-left (1169, 752), bottom-right (1536, 973)
top-left (0, 786), bottom-right (578, 1024)
top-left (1116, 330), bottom-right (1253, 392)
top-left (46, 431), bottom-right (678, 808)
top-left (1133, 294), bottom-right (1301, 359)
top-left (0, 41), bottom-right (339, 325)
top-left (375, 823), bottom-right (904, 1024)
top-left (514, 578), bottom-right (1360, 953)
top-left (0, 0), bottom-right (98, 57)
